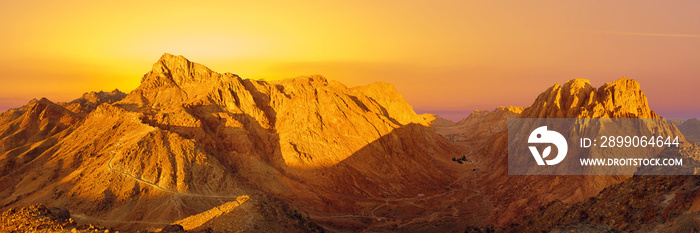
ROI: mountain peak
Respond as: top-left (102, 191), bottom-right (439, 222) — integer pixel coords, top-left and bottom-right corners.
top-left (145, 53), bottom-right (216, 87)
top-left (562, 78), bottom-right (592, 91)
top-left (153, 53), bottom-right (190, 71)
top-left (522, 77), bottom-right (658, 118)
top-left (151, 53), bottom-right (191, 76)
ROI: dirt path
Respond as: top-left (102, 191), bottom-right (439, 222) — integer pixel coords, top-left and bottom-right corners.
top-left (106, 141), bottom-right (240, 199)
top-left (72, 213), bottom-right (171, 225)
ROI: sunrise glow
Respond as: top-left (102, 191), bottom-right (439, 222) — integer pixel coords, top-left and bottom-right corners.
top-left (2, 0), bottom-right (700, 120)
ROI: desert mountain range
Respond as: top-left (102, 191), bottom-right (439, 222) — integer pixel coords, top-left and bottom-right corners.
top-left (1, 54), bottom-right (699, 232)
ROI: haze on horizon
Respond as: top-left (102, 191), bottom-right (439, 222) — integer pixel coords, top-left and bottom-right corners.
top-left (1, 0), bottom-right (699, 121)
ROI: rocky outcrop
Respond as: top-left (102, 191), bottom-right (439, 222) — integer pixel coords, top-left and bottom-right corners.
top-left (0, 204), bottom-right (77, 232)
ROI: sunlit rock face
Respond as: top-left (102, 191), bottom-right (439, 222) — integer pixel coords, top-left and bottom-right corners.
top-left (0, 54), bottom-right (461, 231)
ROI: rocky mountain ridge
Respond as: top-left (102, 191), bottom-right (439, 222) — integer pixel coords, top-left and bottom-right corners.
top-left (0, 54), bottom-right (463, 231)
top-left (1, 54), bottom-right (696, 232)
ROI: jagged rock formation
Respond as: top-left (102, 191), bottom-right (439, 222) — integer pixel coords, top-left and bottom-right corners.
top-left (521, 78), bottom-right (659, 118)
top-left (471, 78), bottom-right (689, 226)
top-left (510, 79), bottom-right (684, 175)
top-left (430, 78), bottom-right (684, 227)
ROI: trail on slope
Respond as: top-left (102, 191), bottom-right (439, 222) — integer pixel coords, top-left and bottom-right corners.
top-left (106, 141), bottom-right (241, 199)
top-left (72, 213), bottom-right (172, 225)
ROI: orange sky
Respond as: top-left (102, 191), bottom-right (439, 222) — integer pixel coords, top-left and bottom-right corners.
top-left (1, 1), bottom-right (699, 120)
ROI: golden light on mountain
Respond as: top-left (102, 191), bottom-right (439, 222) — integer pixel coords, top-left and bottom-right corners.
top-left (3, 1), bottom-right (700, 232)
top-left (1, 53), bottom-right (700, 231)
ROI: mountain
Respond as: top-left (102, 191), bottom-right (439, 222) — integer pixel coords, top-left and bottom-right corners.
top-left (432, 106), bottom-right (523, 152)
top-left (0, 98), bottom-right (81, 176)
top-left (668, 118), bottom-right (685, 126)
top-left (465, 78), bottom-right (689, 226)
top-left (1, 54), bottom-right (695, 232)
top-left (423, 114), bottom-right (456, 128)
top-left (0, 54), bottom-right (467, 231)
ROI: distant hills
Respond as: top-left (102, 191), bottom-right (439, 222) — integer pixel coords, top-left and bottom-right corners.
top-left (679, 118), bottom-right (700, 145)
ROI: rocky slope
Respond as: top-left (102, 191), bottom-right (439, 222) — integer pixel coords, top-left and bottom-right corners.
top-left (487, 142), bottom-right (700, 232)
top-left (466, 173), bottom-right (700, 232)
top-left (0, 204), bottom-right (78, 233)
